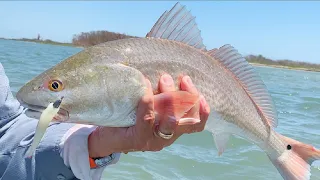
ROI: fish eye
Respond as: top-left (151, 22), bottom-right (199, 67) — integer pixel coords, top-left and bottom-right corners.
top-left (48, 80), bottom-right (64, 92)
top-left (287, 144), bottom-right (292, 150)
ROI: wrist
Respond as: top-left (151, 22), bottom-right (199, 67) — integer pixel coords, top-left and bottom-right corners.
top-left (87, 127), bottom-right (135, 158)
top-left (88, 129), bottom-right (108, 158)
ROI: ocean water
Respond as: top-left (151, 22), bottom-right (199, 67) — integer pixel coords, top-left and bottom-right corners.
top-left (1, 39), bottom-right (320, 180)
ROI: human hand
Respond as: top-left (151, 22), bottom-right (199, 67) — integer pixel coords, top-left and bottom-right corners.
top-left (153, 74), bottom-right (211, 146)
top-left (88, 74), bottom-right (210, 158)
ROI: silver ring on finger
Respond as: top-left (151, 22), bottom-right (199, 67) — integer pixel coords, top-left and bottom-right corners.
top-left (154, 126), bottom-right (174, 140)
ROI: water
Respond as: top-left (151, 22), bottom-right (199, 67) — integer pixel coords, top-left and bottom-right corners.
top-left (1, 39), bottom-right (320, 180)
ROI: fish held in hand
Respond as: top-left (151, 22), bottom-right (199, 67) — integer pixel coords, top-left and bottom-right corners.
top-left (16, 2), bottom-right (320, 179)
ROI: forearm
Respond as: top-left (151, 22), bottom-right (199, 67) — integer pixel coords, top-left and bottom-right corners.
top-left (0, 114), bottom-right (77, 180)
top-left (1, 114), bottom-right (121, 180)
top-left (61, 124), bottom-right (121, 180)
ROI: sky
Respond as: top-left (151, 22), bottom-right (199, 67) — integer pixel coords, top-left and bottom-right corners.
top-left (0, 1), bottom-right (319, 63)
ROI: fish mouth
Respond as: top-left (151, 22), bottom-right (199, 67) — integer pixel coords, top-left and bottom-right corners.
top-left (19, 99), bottom-right (69, 122)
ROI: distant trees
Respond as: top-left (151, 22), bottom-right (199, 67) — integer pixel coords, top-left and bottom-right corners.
top-left (72, 30), bottom-right (137, 47)
top-left (245, 54), bottom-right (320, 71)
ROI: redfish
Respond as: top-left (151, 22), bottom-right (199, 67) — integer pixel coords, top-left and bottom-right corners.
top-left (17, 3), bottom-right (320, 179)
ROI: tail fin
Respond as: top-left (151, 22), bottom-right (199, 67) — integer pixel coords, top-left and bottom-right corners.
top-left (154, 91), bottom-right (200, 125)
top-left (269, 134), bottom-right (320, 180)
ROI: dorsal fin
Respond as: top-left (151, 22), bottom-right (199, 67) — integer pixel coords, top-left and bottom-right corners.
top-left (210, 44), bottom-right (278, 128)
top-left (146, 2), bottom-right (206, 50)
top-left (208, 48), bottom-right (218, 56)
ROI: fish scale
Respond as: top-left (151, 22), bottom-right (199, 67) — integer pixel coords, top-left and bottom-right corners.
top-left (16, 3), bottom-right (320, 180)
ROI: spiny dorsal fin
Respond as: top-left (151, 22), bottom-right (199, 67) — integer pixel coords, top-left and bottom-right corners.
top-left (208, 48), bottom-right (218, 56)
top-left (211, 45), bottom-right (278, 128)
top-left (146, 2), bottom-right (206, 50)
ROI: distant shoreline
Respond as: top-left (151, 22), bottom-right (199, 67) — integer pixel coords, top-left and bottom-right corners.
top-left (249, 63), bottom-right (320, 72)
top-left (0, 37), bottom-right (77, 47)
top-left (1, 37), bottom-right (319, 73)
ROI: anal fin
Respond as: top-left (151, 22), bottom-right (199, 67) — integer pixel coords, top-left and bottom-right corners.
top-left (213, 133), bottom-right (230, 156)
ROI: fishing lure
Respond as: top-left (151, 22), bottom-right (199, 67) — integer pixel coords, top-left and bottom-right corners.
top-left (25, 97), bottom-right (63, 158)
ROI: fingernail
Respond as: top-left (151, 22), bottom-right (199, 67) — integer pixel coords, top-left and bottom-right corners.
top-left (185, 76), bottom-right (194, 87)
top-left (162, 74), bottom-right (174, 86)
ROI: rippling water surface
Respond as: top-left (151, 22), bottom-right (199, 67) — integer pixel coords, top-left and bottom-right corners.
top-left (1, 39), bottom-right (320, 180)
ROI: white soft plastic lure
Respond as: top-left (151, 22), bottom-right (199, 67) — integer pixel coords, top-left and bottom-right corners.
top-left (25, 98), bottom-right (63, 157)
